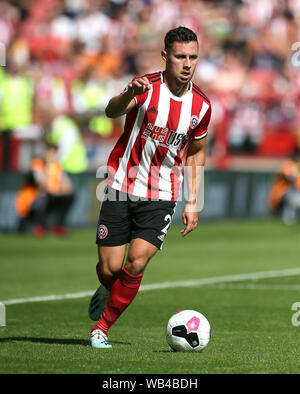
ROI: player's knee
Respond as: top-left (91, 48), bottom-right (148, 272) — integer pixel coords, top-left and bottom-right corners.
top-left (97, 258), bottom-right (120, 279)
top-left (125, 255), bottom-right (148, 275)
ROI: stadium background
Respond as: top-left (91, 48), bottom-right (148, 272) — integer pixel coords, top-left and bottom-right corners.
top-left (0, 0), bottom-right (300, 230)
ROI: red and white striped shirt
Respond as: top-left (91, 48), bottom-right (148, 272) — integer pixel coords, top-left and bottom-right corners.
top-left (106, 71), bottom-right (211, 201)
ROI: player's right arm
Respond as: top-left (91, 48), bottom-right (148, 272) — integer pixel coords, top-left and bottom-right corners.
top-left (105, 76), bottom-right (150, 118)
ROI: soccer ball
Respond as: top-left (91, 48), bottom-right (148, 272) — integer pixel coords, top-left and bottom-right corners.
top-left (166, 310), bottom-right (210, 352)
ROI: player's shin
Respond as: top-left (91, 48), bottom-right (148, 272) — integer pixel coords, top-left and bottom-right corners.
top-left (92, 268), bottom-right (144, 335)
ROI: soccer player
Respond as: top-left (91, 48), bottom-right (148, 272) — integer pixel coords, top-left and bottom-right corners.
top-left (88, 26), bottom-right (211, 348)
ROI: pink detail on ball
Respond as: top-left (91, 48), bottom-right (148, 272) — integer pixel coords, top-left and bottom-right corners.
top-left (186, 316), bottom-right (200, 333)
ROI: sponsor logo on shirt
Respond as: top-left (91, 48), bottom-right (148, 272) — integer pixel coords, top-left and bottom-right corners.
top-left (142, 123), bottom-right (188, 148)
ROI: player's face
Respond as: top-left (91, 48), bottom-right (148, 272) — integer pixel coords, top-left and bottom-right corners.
top-left (162, 41), bottom-right (199, 85)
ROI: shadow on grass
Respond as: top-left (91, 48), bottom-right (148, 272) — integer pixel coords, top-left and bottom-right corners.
top-left (0, 337), bottom-right (131, 346)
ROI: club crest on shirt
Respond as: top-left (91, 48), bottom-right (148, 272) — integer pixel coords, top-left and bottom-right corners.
top-left (190, 115), bottom-right (199, 129)
top-left (98, 224), bottom-right (108, 239)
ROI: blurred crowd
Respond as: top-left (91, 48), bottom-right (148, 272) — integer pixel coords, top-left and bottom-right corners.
top-left (0, 0), bottom-right (300, 172)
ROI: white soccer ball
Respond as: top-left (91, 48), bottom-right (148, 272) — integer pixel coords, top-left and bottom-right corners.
top-left (166, 309), bottom-right (210, 352)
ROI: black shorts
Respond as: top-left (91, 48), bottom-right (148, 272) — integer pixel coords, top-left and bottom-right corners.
top-left (96, 186), bottom-right (177, 250)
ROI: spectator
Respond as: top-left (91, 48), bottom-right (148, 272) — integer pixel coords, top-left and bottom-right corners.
top-left (0, 0), bottom-right (299, 172)
top-left (268, 149), bottom-right (300, 224)
top-left (14, 170), bottom-right (38, 232)
top-left (0, 51), bottom-right (35, 169)
top-left (15, 144), bottom-right (75, 236)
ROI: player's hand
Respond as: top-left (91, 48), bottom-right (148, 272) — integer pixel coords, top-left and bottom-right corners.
top-left (128, 77), bottom-right (150, 96)
top-left (181, 204), bottom-right (198, 237)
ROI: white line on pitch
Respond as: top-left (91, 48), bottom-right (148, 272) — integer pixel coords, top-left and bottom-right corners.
top-left (1, 267), bottom-right (300, 306)
top-left (1, 291), bottom-right (94, 306)
top-left (206, 283), bottom-right (300, 291)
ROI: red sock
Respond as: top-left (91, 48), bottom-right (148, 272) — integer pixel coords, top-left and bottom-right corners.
top-left (92, 268), bottom-right (144, 335)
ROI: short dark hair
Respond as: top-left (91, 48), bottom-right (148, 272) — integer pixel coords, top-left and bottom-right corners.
top-left (164, 26), bottom-right (198, 51)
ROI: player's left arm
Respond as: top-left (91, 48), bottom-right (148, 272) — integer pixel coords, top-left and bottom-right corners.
top-left (181, 137), bottom-right (206, 237)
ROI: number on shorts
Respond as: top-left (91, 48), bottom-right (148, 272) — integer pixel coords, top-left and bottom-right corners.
top-left (161, 214), bottom-right (172, 235)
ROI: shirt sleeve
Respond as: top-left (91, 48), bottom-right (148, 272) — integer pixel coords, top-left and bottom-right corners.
top-left (192, 104), bottom-right (211, 140)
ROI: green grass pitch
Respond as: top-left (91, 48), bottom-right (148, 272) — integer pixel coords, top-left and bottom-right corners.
top-left (0, 219), bottom-right (300, 374)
